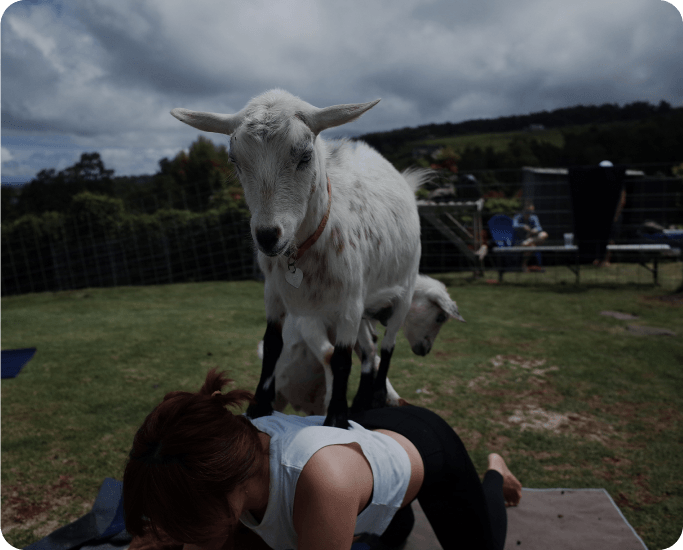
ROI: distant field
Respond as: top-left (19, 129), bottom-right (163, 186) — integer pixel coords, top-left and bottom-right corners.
top-left (403, 128), bottom-right (576, 162)
top-left (410, 127), bottom-right (567, 156)
top-left (2, 278), bottom-right (682, 550)
top-left (401, 123), bottom-right (618, 162)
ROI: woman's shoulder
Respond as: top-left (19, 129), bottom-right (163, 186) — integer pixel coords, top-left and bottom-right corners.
top-left (295, 442), bottom-right (374, 508)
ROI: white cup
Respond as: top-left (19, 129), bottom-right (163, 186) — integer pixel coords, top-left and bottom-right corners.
top-left (564, 233), bottom-right (574, 247)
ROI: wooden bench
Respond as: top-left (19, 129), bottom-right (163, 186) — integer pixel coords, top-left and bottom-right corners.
top-left (491, 244), bottom-right (677, 284)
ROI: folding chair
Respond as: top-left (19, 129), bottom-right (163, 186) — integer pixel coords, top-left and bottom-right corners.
top-left (488, 215), bottom-right (543, 271)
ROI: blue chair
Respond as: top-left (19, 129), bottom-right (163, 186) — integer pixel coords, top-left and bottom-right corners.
top-left (487, 215), bottom-right (543, 271)
top-left (488, 214), bottom-right (515, 247)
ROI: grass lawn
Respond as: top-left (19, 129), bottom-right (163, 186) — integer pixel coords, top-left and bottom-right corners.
top-left (2, 276), bottom-right (682, 549)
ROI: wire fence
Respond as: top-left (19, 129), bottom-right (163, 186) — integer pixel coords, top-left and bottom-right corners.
top-left (2, 163), bottom-right (682, 296)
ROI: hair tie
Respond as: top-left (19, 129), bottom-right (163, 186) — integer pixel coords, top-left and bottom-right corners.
top-left (212, 390), bottom-right (222, 397)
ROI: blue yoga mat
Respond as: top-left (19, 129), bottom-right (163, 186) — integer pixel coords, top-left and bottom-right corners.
top-left (24, 478), bottom-right (130, 550)
top-left (2, 348), bottom-right (36, 379)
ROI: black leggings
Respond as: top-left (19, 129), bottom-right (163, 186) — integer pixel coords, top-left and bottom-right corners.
top-left (350, 405), bottom-right (507, 550)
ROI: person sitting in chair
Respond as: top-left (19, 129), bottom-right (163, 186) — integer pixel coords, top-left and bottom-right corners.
top-left (513, 201), bottom-right (548, 272)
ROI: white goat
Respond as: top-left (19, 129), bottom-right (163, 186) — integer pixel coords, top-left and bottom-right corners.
top-left (172, 89), bottom-right (424, 428)
top-left (264, 274), bottom-right (465, 416)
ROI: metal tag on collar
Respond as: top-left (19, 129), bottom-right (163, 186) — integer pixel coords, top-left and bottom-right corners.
top-left (285, 258), bottom-right (303, 289)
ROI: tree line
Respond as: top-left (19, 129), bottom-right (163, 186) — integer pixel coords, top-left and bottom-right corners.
top-left (1, 136), bottom-right (245, 224)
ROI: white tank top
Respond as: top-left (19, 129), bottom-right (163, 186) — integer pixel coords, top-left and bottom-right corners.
top-left (240, 411), bottom-right (412, 550)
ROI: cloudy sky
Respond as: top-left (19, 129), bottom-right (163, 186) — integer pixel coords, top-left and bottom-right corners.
top-left (1, 0), bottom-right (682, 184)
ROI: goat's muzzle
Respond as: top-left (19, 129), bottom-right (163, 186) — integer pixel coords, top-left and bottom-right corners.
top-left (412, 342), bottom-right (431, 356)
top-left (256, 227), bottom-right (285, 256)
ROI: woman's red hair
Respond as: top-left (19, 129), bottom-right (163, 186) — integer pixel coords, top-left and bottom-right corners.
top-left (123, 368), bottom-right (264, 546)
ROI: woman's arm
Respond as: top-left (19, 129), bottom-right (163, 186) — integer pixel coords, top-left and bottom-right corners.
top-left (293, 444), bottom-right (373, 550)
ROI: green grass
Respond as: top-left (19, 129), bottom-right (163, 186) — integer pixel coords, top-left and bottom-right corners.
top-left (395, 126), bottom-right (570, 165)
top-left (2, 278), bottom-right (682, 549)
top-left (417, 127), bottom-right (566, 154)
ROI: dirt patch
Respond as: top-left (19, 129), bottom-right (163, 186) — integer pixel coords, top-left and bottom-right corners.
top-left (1, 474), bottom-right (90, 537)
top-left (611, 472), bottom-right (668, 511)
top-left (505, 406), bottom-right (617, 443)
top-left (470, 355), bottom-right (617, 443)
top-left (600, 310), bottom-right (639, 320)
top-left (626, 325), bottom-right (676, 336)
top-left (641, 294), bottom-right (683, 306)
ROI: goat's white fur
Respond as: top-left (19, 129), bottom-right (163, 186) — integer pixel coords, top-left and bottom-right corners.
top-left (262, 274), bottom-right (465, 416)
top-left (172, 89), bottom-right (427, 426)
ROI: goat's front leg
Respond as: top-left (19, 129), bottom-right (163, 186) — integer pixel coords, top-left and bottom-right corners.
top-left (246, 320), bottom-right (283, 419)
top-left (351, 320), bottom-right (377, 414)
top-left (295, 315), bottom-right (354, 429)
top-left (301, 306), bottom-right (363, 429)
top-left (326, 344), bottom-right (353, 429)
top-left (247, 281), bottom-right (285, 419)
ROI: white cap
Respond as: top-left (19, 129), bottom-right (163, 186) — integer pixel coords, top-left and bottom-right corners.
top-left (599, 160), bottom-right (613, 167)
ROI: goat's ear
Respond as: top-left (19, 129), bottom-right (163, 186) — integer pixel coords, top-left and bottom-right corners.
top-left (170, 108), bottom-right (244, 135)
top-left (304, 99), bottom-right (380, 135)
top-left (431, 294), bottom-right (466, 323)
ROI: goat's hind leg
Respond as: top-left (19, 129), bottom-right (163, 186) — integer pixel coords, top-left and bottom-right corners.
top-left (371, 304), bottom-right (408, 409)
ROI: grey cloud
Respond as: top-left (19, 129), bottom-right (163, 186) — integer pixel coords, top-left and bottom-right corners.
top-left (1, 0), bottom-right (682, 181)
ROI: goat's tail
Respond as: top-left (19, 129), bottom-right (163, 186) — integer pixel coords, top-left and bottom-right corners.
top-left (401, 167), bottom-right (436, 192)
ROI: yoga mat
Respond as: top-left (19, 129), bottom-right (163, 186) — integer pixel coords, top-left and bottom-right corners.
top-left (24, 478), bottom-right (130, 550)
top-left (22, 483), bottom-right (651, 550)
top-left (402, 488), bottom-right (648, 550)
top-left (2, 348), bottom-right (36, 379)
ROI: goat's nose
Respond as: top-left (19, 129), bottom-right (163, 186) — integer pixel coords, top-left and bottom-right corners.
top-left (256, 226), bottom-right (282, 254)
top-left (412, 342), bottom-right (430, 356)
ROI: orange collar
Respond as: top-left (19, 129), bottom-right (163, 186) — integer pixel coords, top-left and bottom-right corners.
top-left (292, 176), bottom-right (331, 261)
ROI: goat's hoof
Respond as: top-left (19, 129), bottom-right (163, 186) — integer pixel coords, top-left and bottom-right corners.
top-left (246, 402), bottom-right (273, 419)
top-left (323, 412), bottom-right (350, 430)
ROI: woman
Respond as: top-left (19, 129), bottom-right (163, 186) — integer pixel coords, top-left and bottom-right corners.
top-left (123, 369), bottom-right (521, 550)
top-left (512, 201), bottom-right (548, 272)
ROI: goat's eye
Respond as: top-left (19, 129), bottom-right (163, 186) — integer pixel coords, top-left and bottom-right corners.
top-left (436, 313), bottom-right (447, 324)
top-left (229, 157), bottom-right (240, 170)
top-left (297, 152), bottom-right (312, 169)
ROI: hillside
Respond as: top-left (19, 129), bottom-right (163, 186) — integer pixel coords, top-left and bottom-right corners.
top-left (356, 101), bottom-right (683, 172)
